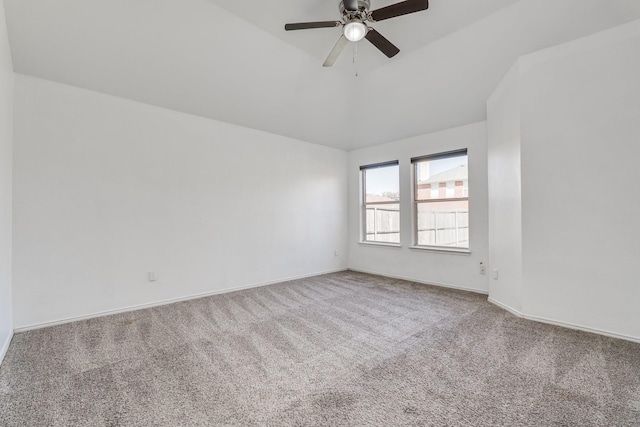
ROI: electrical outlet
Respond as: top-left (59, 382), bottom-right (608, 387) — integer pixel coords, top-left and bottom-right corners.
top-left (334, 250), bottom-right (338, 257)
top-left (492, 269), bottom-right (499, 280)
top-left (480, 262), bottom-right (486, 275)
top-left (148, 272), bottom-right (158, 282)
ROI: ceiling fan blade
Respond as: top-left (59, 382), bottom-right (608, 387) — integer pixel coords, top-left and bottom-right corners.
top-left (365, 28), bottom-right (400, 58)
top-left (344, 0), bottom-right (359, 11)
top-left (370, 0), bottom-right (428, 22)
top-left (285, 21), bottom-right (341, 31)
top-left (323, 35), bottom-right (349, 67)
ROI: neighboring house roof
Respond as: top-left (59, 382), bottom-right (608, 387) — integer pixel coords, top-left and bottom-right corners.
top-left (421, 164), bottom-right (468, 185)
top-left (365, 195), bottom-right (397, 203)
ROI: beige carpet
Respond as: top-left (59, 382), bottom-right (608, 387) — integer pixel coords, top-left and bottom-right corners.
top-left (1, 271), bottom-right (639, 426)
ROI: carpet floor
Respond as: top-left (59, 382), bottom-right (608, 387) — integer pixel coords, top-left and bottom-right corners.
top-left (1, 271), bottom-right (639, 426)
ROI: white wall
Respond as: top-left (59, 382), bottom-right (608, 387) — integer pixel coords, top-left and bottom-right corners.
top-left (0, 0), bottom-right (14, 364)
top-left (520, 20), bottom-right (640, 340)
top-left (12, 75), bottom-right (348, 329)
top-left (487, 19), bottom-right (640, 341)
top-left (487, 64), bottom-right (523, 312)
top-left (348, 122), bottom-right (489, 293)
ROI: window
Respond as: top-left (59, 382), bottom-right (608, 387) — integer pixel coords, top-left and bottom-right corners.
top-left (430, 183), bottom-right (439, 199)
top-left (361, 161), bottom-right (400, 244)
top-left (446, 181), bottom-right (455, 198)
top-left (412, 150), bottom-right (469, 249)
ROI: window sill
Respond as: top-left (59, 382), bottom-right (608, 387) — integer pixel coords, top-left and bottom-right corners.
top-left (409, 246), bottom-right (471, 254)
top-left (359, 241), bottom-right (402, 249)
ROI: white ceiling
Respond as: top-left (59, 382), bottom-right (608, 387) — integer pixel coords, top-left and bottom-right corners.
top-left (212, 0), bottom-right (516, 71)
top-left (4, 0), bottom-right (640, 150)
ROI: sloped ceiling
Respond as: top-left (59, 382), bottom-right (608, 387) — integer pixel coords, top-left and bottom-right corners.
top-left (5, 0), bottom-right (640, 150)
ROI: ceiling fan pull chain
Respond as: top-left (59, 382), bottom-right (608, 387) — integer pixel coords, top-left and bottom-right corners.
top-left (354, 42), bottom-right (359, 77)
top-left (353, 41), bottom-right (356, 64)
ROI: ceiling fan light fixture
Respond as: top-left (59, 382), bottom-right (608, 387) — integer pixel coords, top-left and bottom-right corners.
top-left (343, 21), bottom-right (367, 42)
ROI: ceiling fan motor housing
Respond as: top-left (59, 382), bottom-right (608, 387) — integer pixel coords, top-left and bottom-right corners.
top-left (340, 0), bottom-right (371, 20)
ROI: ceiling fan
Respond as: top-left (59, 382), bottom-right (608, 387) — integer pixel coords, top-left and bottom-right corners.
top-left (285, 0), bottom-right (429, 67)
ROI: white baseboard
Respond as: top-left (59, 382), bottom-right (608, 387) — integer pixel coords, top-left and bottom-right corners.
top-left (488, 297), bottom-right (523, 317)
top-left (18, 269), bottom-right (636, 346)
top-left (14, 268), bottom-right (348, 333)
top-left (347, 268), bottom-right (489, 295)
top-left (488, 297), bottom-right (640, 344)
top-left (0, 330), bottom-right (14, 367)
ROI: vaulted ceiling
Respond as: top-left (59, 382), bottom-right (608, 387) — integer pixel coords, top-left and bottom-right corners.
top-left (5, 0), bottom-right (640, 149)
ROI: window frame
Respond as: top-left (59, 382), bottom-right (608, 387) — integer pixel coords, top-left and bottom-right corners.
top-left (411, 149), bottom-right (470, 252)
top-left (360, 161), bottom-right (401, 246)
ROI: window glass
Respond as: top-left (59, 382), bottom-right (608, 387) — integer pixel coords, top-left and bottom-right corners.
top-left (364, 203), bottom-right (400, 243)
top-left (361, 163), bottom-right (400, 244)
top-left (413, 151), bottom-right (469, 249)
top-left (364, 166), bottom-right (399, 203)
top-left (416, 201), bottom-right (469, 247)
